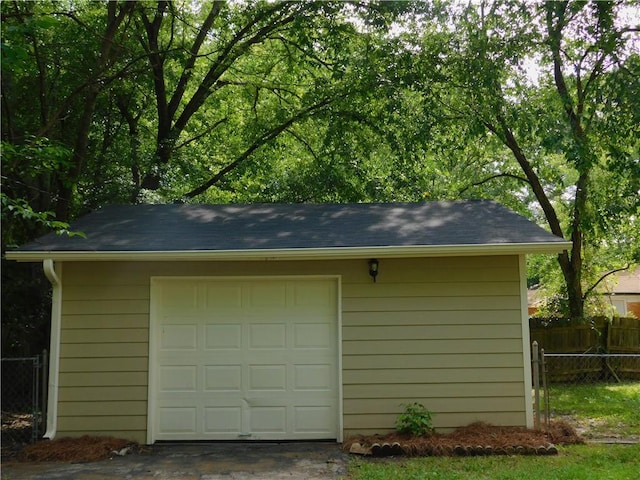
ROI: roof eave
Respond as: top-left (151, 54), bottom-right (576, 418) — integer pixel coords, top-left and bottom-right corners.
top-left (5, 242), bottom-right (571, 262)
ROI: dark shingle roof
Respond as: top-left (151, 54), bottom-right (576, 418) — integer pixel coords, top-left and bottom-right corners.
top-left (11, 201), bottom-right (567, 258)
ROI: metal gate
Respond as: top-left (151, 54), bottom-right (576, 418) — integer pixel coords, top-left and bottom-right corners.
top-left (1, 350), bottom-right (48, 446)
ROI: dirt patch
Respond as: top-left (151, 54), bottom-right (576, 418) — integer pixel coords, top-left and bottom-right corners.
top-left (15, 435), bottom-right (145, 463)
top-left (546, 419), bottom-right (587, 444)
top-left (555, 414), bottom-right (640, 442)
top-left (343, 421), bottom-right (583, 457)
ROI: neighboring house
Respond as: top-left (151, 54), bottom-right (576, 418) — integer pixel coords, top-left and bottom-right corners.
top-left (527, 287), bottom-right (543, 316)
top-left (603, 267), bottom-right (640, 318)
top-left (528, 267), bottom-right (640, 318)
top-left (7, 201), bottom-right (569, 444)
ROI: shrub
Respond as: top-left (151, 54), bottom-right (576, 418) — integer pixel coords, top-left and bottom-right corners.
top-left (396, 402), bottom-right (434, 436)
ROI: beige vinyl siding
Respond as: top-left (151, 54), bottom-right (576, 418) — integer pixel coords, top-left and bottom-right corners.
top-left (58, 266), bottom-right (150, 443)
top-left (341, 256), bottom-right (526, 437)
top-left (57, 255), bottom-right (525, 442)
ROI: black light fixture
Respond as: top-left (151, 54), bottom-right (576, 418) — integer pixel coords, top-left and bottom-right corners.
top-left (368, 258), bottom-right (379, 283)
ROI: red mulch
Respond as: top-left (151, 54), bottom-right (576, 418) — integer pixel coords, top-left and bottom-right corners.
top-left (17, 435), bottom-right (143, 463)
top-left (7, 421), bottom-right (583, 462)
top-left (343, 420), bottom-right (583, 457)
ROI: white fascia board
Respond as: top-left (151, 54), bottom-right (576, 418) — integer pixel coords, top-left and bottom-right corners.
top-left (6, 241), bottom-right (570, 262)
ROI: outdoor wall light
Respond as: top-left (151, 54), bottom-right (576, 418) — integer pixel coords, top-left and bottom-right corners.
top-left (368, 258), bottom-right (379, 283)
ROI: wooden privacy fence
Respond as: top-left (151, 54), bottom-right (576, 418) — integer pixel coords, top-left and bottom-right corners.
top-left (529, 317), bottom-right (640, 382)
top-left (530, 316), bottom-right (640, 353)
top-left (607, 317), bottom-right (640, 352)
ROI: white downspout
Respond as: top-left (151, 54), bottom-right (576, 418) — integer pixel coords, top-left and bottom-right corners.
top-left (519, 254), bottom-right (534, 429)
top-left (43, 259), bottom-right (61, 439)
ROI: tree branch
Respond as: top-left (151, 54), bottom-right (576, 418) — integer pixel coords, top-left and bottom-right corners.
top-left (167, 1), bottom-right (224, 119)
top-left (137, 1), bottom-right (171, 138)
top-left (273, 35), bottom-right (335, 68)
top-left (546, 1), bottom-right (583, 140)
top-left (459, 172), bottom-right (530, 195)
top-left (485, 115), bottom-right (566, 240)
top-left (175, 117), bottom-right (228, 149)
top-left (583, 264), bottom-right (632, 301)
top-left (172, 3), bottom-right (298, 137)
top-left (180, 98), bottom-right (332, 199)
top-left (284, 127), bottom-right (320, 163)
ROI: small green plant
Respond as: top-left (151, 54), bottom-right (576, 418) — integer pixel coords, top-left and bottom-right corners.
top-left (396, 402), bottom-right (434, 436)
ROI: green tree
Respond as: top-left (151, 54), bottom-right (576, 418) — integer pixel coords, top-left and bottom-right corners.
top-left (1, 0), bottom-right (412, 352)
top-left (3, 0), bottom-right (637, 352)
top-left (131, 1), bottom-right (413, 203)
top-left (2, 0), bottom-right (138, 221)
top-left (399, 0), bottom-right (639, 319)
top-left (1, 1), bottom-right (400, 219)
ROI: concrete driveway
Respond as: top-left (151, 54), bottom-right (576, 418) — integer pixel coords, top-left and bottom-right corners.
top-left (2, 442), bottom-right (349, 479)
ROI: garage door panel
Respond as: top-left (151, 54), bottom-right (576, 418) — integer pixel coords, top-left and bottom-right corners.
top-left (205, 285), bottom-right (242, 309)
top-left (247, 284), bottom-right (288, 308)
top-left (236, 393), bottom-right (337, 408)
top-left (159, 315), bottom-right (204, 325)
top-left (248, 323), bottom-right (286, 349)
top-left (294, 406), bottom-right (334, 433)
top-left (160, 324), bottom-right (197, 350)
top-left (204, 407), bottom-right (242, 434)
top-left (294, 323), bottom-right (332, 348)
top-left (159, 366), bottom-right (197, 391)
top-left (294, 281), bottom-right (336, 307)
top-left (293, 364), bottom-right (333, 390)
top-left (152, 278), bottom-right (338, 441)
top-left (159, 284), bottom-right (199, 312)
top-left (291, 353), bottom-right (335, 365)
top-left (158, 407), bottom-right (197, 434)
top-left (204, 365), bottom-right (242, 391)
top-left (250, 407), bottom-right (287, 433)
top-left (204, 324), bottom-right (242, 350)
top-left (248, 365), bottom-right (286, 391)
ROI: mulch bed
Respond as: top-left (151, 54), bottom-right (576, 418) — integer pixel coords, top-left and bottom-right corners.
top-left (4, 421), bottom-right (582, 463)
top-left (13, 435), bottom-right (144, 463)
top-left (343, 420), bottom-right (583, 457)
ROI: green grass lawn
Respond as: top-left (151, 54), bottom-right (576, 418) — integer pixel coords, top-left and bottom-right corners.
top-left (347, 444), bottom-right (640, 480)
top-left (547, 382), bottom-right (640, 438)
top-left (347, 382), bottom-right (640, 478)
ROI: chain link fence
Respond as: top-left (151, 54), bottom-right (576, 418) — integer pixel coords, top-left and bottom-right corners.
top-left (1, 351), bottom-right (48, 450)
top-left (532, 342), bottom-right (640, 436)
top-left (542, 352), bottom-right (640, 384)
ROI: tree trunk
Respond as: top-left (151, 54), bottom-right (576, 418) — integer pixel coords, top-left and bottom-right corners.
top-left (136, 1), bottom-right (298, 195)
top-left (545, 1), bottom-right (595, 321)
top-left (53, 1), bottom-right (135, 219)
top-left (557, 251), bottom-right (584, 320)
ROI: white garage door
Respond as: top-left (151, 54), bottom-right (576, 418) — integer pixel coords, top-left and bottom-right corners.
top-left (149, 277), bottom-right (339, 441)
